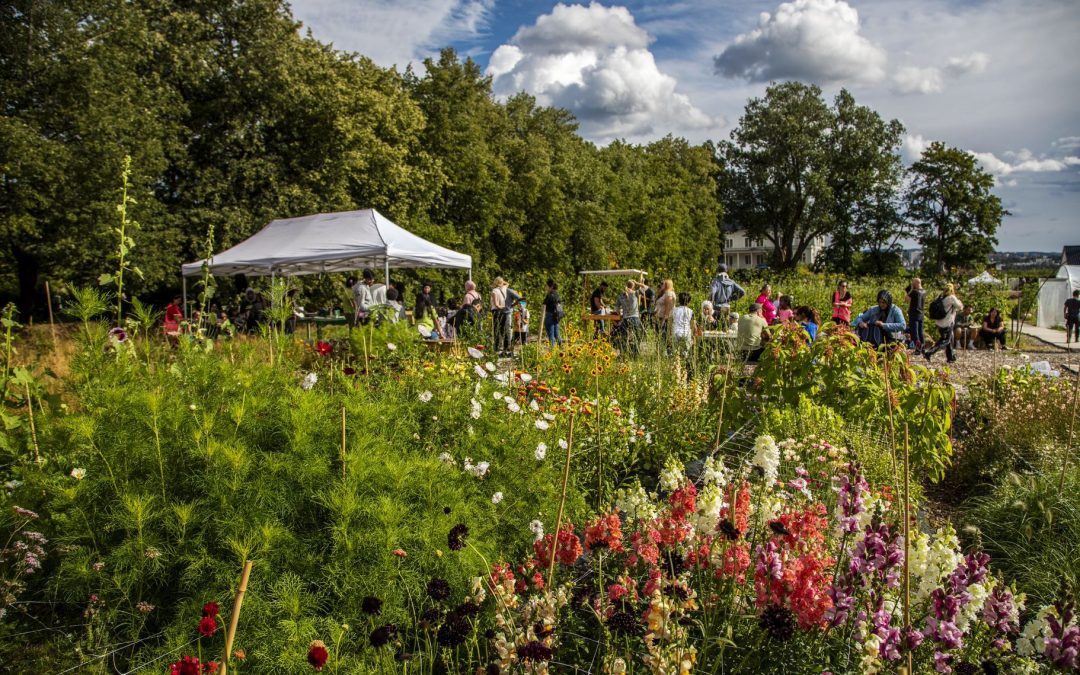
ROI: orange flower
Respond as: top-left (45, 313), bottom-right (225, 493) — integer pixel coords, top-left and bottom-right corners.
top-left (391, 548), bottom-right (407, 558)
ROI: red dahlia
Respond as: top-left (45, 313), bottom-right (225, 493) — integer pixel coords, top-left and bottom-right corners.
top-left (316, 341), bottom-right (333, 356)
top-left (307, 640), bottom-right (329, 671)
top-left (198, 615), bottom-right (218, 637)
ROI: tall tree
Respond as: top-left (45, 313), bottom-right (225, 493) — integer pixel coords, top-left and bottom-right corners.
top-left (716, 82), bottom-right (833, 270)
top-left (907, 142), bottom-right (1004, 273)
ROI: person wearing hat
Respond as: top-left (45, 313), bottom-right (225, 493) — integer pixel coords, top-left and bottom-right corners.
top-left (735, 302), bottom-right (769, 362)
top-left (708, 260), bottom-right (745, 331)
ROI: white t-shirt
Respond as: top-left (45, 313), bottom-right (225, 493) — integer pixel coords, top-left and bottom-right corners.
top-left (672, 306), bottom-right (693, 338)
top-left (368, 283), bottom-right (387, 306)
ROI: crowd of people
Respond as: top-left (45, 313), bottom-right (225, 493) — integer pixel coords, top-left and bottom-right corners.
top-left (158, 258), bottom-right (1052, 368)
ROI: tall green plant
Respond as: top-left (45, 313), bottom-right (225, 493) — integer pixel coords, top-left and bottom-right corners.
top-left (98, 155), bottom-right (143, 325)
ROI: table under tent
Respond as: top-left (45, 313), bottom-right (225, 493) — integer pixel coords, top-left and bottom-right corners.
top-left (180, 209), bottom-right (472, 335)
top-left (578, 269), bottom-right (649, 325)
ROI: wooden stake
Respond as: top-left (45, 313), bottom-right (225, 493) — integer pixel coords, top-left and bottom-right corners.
top-left (340, 406), bottom-right (347, 480)
top-left (220, 559), bottom-right (254, 675)
top-left (903, 424), bottom-right (912, 675)
top-left (883, 355), bottom-right (899, 485)
top-left (25, 383), bottom-right (40, 465)
top-left (1058, 365), bottom-right (1080, 492)
top-left (44, 281), bottom-right (57, 348)
top-left (547, 413), bottom-right (576, 588)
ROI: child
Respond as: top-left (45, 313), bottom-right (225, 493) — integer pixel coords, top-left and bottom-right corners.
top-left (672, 292), bottom-right (695, 356)
top-left (776, 295), bottom-right (794, 324)
top-left (513, 298), bottom-right (530, 345)
top-left (794, 305), bottom-right (820, 342)
top-left (699, 300), bottom-right (716, 330)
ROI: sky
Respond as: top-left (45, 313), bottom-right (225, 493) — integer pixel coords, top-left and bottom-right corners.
top-left (286, 0), bottom-right (1080, 252)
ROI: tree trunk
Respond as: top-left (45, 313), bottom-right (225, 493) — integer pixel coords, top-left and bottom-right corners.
top-left (14, 246), bottom-right (39, 319)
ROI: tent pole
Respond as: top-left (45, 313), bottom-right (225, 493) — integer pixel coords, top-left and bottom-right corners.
top-left (182, 276), bottom-right (188, 316)
top-left (384, 258), bottom-right (390, 286)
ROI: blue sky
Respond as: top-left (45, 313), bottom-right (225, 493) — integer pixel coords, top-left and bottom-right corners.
top-left (287, 0), bottom-right (1080, 252)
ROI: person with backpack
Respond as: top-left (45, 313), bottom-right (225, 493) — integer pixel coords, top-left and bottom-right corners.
top-left (543, 279), bottom-right (564, 346)
top-left (923, 284), bottom-right (963, 364)
top-left (854, 290), bottom-right (906, 347)
top-left (708, 262), bottom-right (744, 328)
top-left (905, 278), bottom-right (926, 353)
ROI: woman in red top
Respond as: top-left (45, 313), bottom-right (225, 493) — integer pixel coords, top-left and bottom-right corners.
top-left (755, 284), bottom-right (776, 324)
top-left (164, 295), bottom-right (184, 336)
top-left (831, 281), bottom-right (853, 325)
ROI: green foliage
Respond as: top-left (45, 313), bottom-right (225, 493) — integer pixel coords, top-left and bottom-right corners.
top-left (964, 470), bottom-right (1080, 607)
top-left (907, 141), bottom-right (1006, 274)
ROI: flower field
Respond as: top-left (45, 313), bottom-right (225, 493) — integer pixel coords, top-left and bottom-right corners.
top-left (0, 302), bottom-right (1078, 674)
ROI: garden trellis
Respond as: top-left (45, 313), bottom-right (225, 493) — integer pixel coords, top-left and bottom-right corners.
top-left (179, 208), bottom-right (473, 307)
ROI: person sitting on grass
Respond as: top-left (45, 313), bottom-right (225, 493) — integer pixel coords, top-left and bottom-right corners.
top-left (979, 307), bottom-right (1007, 350)
top-left (735, 302), bottom-right (769, 363)
top-left (854, 290), bottom-right (906, 348)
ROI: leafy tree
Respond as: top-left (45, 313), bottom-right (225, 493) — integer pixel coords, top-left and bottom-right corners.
top-left (907, 141), bottom-right (1005, 273)
top-left (717, 83), bottom-right (905, 272)
top-left (716, 82), bottom-right (833, 270)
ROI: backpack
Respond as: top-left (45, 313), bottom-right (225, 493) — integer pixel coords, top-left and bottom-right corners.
top-left (928, 294), bottom-right (948, 321)
top-left (555, 303), bottom-right (565, 321)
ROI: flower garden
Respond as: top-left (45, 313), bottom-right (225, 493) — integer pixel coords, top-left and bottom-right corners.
top-left (1, 296), bottom-right (1078, 674)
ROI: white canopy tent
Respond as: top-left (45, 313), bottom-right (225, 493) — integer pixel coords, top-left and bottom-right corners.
top-left (967, 270), bottom-right (1002, 285)
top-left (181, 209), bottom-right (472, 306)
top-left (1037, 265), bottom-right (1080, 328)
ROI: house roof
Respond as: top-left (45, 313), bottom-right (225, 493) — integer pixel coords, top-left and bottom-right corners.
top-left (1063, 246), bottom-right (1080, 265)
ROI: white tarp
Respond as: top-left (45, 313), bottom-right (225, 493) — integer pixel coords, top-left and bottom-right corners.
top-left (1037, 265), bottom-right (1080, 328)
top-left (967, 270), bottom-right (1002, 285)
top-left (181, 209), bottom-right (471, 277)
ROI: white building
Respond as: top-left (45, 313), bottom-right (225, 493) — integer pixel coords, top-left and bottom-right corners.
top-left (719, 228), bottom-right (824, 270)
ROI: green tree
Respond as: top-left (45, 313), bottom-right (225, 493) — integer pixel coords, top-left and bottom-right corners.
top-left (907, 141), bottom-right (1005, 273)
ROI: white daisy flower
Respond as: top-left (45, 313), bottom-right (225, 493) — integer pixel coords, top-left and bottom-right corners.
top-left (535, 443), bottom-right (547, 460)
top-left (484, 361), bottom-right (497, 372)
top-left (386, 342), bottom-right (397, 351)
top-left (418, 390), bottom-right (433, 402)
top-left (301, 372), bottom-right (318, 390)
top-left (70, 467), bottom-right (86, 480)
top-left (491, 492), bottom-right (504, 505)
top-left (535, 419), bottom-right (550, 431)
top-left (467, 346), bottom-right (484, 359)
top-left (474, 365), bottom-right (488, 379)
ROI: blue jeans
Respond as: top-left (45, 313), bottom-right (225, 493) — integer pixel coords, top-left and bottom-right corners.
top-left (545, 313), bottom-right (562, 345)
top-left (909, 316), bottom-right (925, 350)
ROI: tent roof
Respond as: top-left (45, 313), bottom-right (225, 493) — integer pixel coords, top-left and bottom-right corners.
top-left (967, 270), bottom-right (1002, 285)
top-left (578, 269), bottom-right (648, 276)
top-left (181, 209), bottom-right (471, 277)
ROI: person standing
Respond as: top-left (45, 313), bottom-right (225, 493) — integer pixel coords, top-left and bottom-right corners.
top-left (1065, 290), bottom-right (1080, 346)
top-left (637, 278), bottom-right (656, 327)
top-left (923, 284), bottom-right (963, 364)
top-left (590, 281), bottom-right (609, 338)
top-left (831, 281), bottom-right (853, 325)
top-left (347, 276), bottom-right (372, 324)
top-left (543, 279), bottom-right (563, 346)
top-left (615, 279), bottom-right (642, 354)
top-left (708, 262), bottom-right (745, 329)
top-left (906, 278), bottom-right (926, 353)
top-left (654, 279), bottom-right (676, 340)
top-left (463, 280), bottom-right (481, 308)
top-left (756, 284), bottom-right (777, 325)
top-left (671, 292), bottom-right (695, 358)
top-left (490, 277), bottom-right (511, 355)
top-left (512, 297), bottom-right (530, 346)
top-left (164, 294), bottom-right (184, 340)
top-left (363, 269), bottom-right (387, 306)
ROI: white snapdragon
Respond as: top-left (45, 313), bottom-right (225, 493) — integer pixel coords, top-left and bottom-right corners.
top-left (1017, 605), bottom-right (1055, 657)
top-left (690, 484), bottom-right (725, 536)
top-left (909, 527), bottom-right (964, 605)
top-left (751, 435), bottom-right (780, 486)
top-left (659, 457), bottom-right (685, 493)
top-left (615, 483), bottom-right (659, 524)
top-left (957, 581), bottom-right (990, 632)
top-left (700, 456), bottom-right (727, 489)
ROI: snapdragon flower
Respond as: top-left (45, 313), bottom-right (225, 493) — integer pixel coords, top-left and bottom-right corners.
top-left (751, 435), bottom-right (780, 486)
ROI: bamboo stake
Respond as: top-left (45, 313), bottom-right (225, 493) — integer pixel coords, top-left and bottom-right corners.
top-left (341, 406), bottom-right (347, 480)
top-left (220, 559), bottom-right (254, 675)
top-left (25, 383), bottom-right (40, 465)
top-left (44, 281), bottom-right (57, 349)
top-left (883, 354), bottom-right (899, 485)
top-left (1058, 365), bottom-right (1080, 492)
top-left (903, 424), bottom-right (912, 675)
top-left (547, 413), bottom-right (576, 588)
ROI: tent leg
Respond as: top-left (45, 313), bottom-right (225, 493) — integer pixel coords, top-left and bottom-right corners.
top-left (384, 259), bottom-right (390, 286)
top-left (468, 267), bottom-right (472, 282)
top-left (182, 276), bottom-right (188, 316)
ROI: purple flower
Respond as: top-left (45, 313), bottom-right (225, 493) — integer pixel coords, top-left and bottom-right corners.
top-left (1045, 602), bottom-right (1080, 670)
top-left (835, 464), bottom-right (869, 534)
top-left (934, 651), bottom-right (953, 673)
top-left (982, 584), bottom-right (1019, 634)
top-left (108, 327), bottom-right (128, 343)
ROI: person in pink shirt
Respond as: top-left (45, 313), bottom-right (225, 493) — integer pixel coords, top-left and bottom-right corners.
top-left (831, 281), bottom-right (853, 325)
top-left (755, 284), bottom-right (776, 324)
top-left (775, 294), bottom-right (794, 324)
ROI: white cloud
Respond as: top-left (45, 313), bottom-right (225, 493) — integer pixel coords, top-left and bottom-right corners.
top-left (902, 133), bottom-right (931, 161)
top-left (892, 66), bottom-right (943, 95)
top-left (289, 0), bottom-right (493, 67)
top-left (713, 0), bottom-right (887, 84)
top-left (487, 3), bottom-right (719, 142)
top-left (972, 148), bottom-right (1080, 176)
top-left (891, 51), bottom-right (990, 95)
top-left (944, 51), bottom-right (990, 77)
